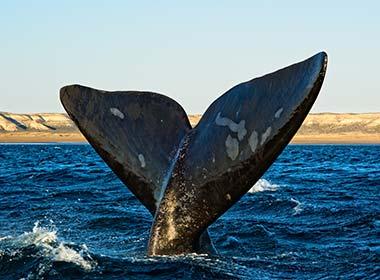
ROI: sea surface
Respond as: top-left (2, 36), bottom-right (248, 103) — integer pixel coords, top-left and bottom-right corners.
top-left (0, 144), bottom-right (379, 279)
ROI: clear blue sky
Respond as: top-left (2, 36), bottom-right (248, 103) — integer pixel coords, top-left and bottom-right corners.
top-left (1, 1), bottom-right (379, 114)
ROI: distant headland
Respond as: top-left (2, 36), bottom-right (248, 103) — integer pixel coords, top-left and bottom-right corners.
top-left (0, 112), bottom-right (379, 144)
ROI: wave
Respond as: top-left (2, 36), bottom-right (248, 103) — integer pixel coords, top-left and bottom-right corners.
top-left (0, 222), bottom-right (96, 278)
top-left (248, 179), bottom-right (279, 193)
top-left (0, 223), bottom-right (261, 279)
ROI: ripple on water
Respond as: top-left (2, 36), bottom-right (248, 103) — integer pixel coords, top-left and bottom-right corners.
top-left (0, 144), bottom-right (379, 279)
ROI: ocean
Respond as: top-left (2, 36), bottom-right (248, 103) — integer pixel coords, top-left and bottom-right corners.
top-left (0, 144), bottom-right (379, 279)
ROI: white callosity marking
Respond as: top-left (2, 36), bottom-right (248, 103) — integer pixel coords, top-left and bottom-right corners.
top-left (215, 112), bottom-right (247, 141)
top-left (138, 154), bottom-right (146, 168)
top-left (248, 130), bottom-right (259, 153)
top-left (237, 120), bottom-right (247, 141)
top-left (260, 127), bottom-right (272, 145)
top-left (275, 108), bottom-right (284, 119)
top-left (110, 107), bottom-right (125, 119)
top-left (225, 134), bottom-right (239, 160)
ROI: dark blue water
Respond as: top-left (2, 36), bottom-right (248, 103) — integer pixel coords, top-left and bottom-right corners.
top-left (0, 144), bottom-right (379, 279)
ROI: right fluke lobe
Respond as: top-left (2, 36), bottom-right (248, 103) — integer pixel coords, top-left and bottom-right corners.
top-left (148, 52), bottom-right (327, 255)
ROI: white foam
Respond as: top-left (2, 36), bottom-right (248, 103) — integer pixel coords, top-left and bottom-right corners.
top-left (0, 236), bottom-right (11, 241)
top-left (19, 222), bottom-right (57, 246)
top-left (248, 179), bottom-right (279, 193)
top-left (0, 222), bottom-right (95, 271)
top-left (52, 243), bottom-right (93, 270)
top-left (291, 198), bottom-right (303, 215)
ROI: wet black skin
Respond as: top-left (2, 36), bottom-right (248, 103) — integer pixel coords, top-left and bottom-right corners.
top-left (60, 84), bottom-right (216, 253)
top-left (60, 52), bottom-right (328, 256)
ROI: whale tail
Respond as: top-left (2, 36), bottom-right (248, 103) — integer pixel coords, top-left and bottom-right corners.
top-left (60, 52), bottom-right (327, 256)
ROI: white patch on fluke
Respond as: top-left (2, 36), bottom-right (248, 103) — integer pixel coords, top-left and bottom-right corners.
top-left (215, 112), bottom-right (247, 141)
top-left (110, 107), bottom-right (124, 119)
top-left (260, 127), bottom-right (272, 145)
top-left (138, 154), bottom-right (146, 168)
top-left (275, 108), bottom-right (284, 119)
top-left (225, 134), bottom-right (239, 160)
top-left (248, 130), bottom-right (259, 153)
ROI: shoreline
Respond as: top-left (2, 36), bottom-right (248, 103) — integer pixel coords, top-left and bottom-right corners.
top-left (1, 132), bottom-right (379, 144)
top-left (1, 112), bottom-right (379, 144)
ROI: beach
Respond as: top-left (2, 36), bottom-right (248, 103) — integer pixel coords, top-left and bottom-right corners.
top-left (1, 112), bottom-right (379, 144)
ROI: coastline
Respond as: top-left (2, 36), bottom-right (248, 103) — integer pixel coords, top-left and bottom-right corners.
top-left (1, 112), bottom-right (379, 144)
top-left (0, 132), bottom-right (379, 144)
top-left (0, 132), bottom-right (85, 143)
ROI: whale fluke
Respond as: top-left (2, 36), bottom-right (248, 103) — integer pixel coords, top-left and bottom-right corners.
top-left (60, 88), bottom-right (191, 214)
top-left (60, 85), bottom-right (216, 252)
top-left (60, 52), bottom-right (328, 256)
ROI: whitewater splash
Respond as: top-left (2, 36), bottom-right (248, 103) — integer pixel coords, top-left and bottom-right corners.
top-left (290, 198), bottom-right (303, 215)
top-left (248, 180), bottom-right (304, 216)
top-left (0, 222), bottom-right (259, 279)
top-left (0, 222), bottom-right (96, 275)
top-left (1, 144), bottom-right (378, 279)
top-left (248, 179), bottom-right (279, 193)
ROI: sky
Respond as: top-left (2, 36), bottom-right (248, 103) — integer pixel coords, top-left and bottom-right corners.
top-left (1, 1), bottom-right (379, 114)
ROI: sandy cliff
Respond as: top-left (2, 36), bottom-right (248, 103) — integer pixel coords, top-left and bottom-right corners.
top-left (0, 112), bottom-right (84, 142)
top-left (0, 112), bottom-right (75, 132)
top-left (294, 113), bottom-right (380, 143)
top-left (0, 112), bottom-right (379, 143)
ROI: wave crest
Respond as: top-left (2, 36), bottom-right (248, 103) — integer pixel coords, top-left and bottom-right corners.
top-left (0, 222), bottom-right (96, 274)
top-left (248, 179), bottom-right (279, 193)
